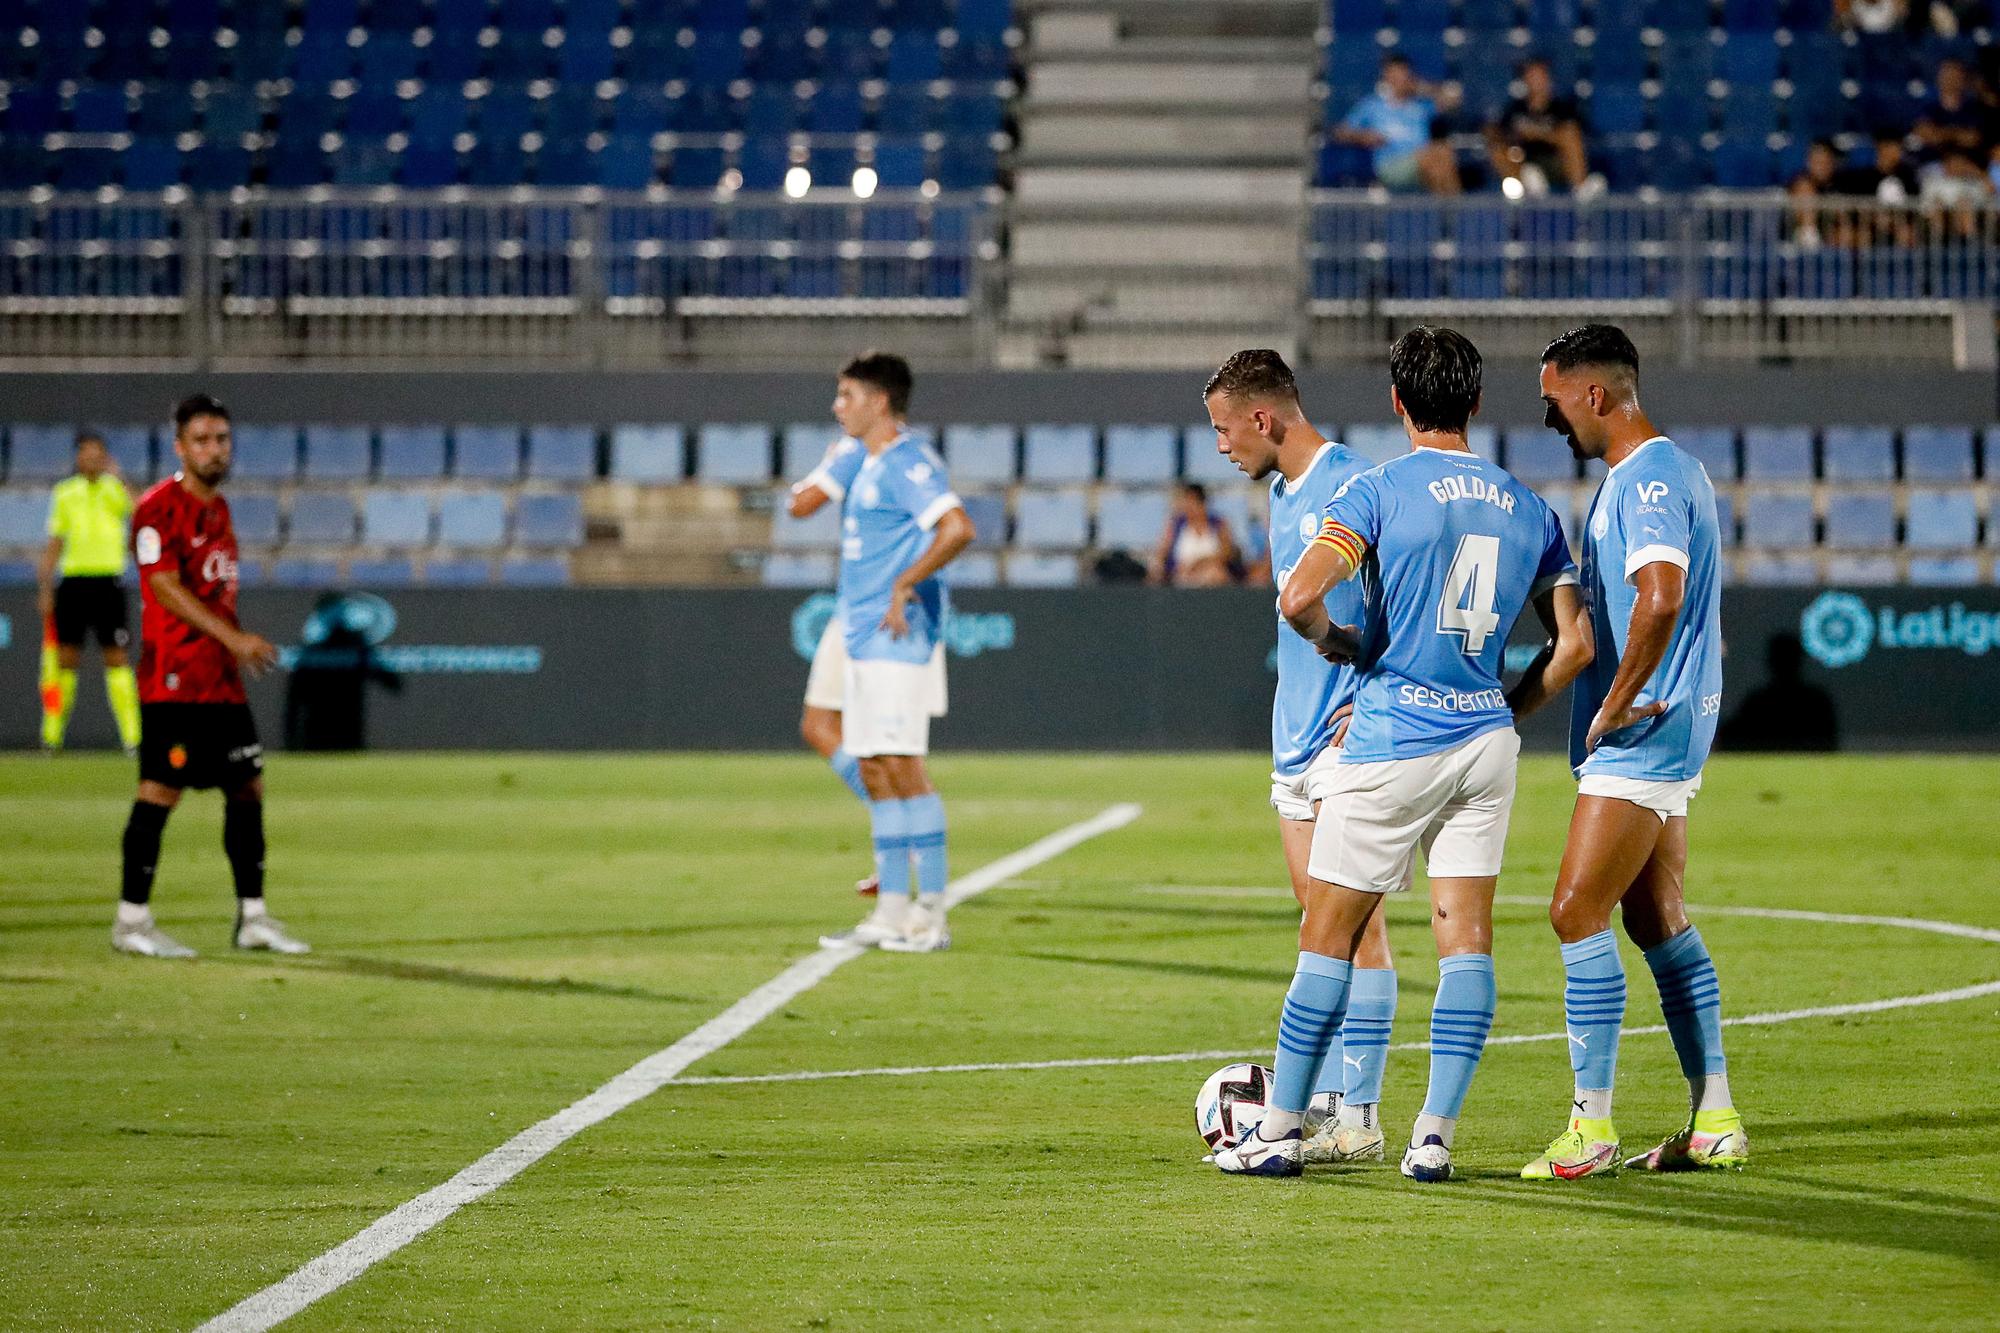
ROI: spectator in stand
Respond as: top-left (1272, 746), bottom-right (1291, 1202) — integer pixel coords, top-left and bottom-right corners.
top-left (1922, 147), bottom-right (1996, 234)
top-left (1787, 139), bottom-right (1845, 246)
top-left (1484, 58), bottom-right (1595, 197)
top-left (1915, 59), bottom-right (1992, 165)
top-left (1834, 133), bottom-right (1921, 203)
top-left (1334, 54), bottom-right (1462, 195)
top-left (1835, 0), bottom-right (1904, 33)
top-left (1149, 483), bottom-right (1240, 587)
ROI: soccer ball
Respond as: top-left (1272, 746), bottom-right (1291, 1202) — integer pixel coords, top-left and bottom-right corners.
top-left (1196, 1062), bottom-right (1274, 1151)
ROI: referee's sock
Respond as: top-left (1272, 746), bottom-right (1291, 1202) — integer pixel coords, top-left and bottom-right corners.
top-left (41, 666), bottom-right (76, 749)
top-left (224, 798), bottom-right (266, 905)
top-left (103, 665), bottom-right (141, 751)
top-left (120, 800), bottom-right (171, 909)
top-left (828, 748), bottom-right (869, 802)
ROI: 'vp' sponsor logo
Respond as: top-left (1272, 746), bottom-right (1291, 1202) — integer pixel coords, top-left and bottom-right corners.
top-left (790, 592), bottom-right (1015, 661)
top-left (1801, 590), bottom-right (2000, 669)
top-left (1635, 481), bottom-right (1670, 504)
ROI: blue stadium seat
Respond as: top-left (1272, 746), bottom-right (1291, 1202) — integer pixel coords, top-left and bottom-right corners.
top-left (1823, 555), bottom-right (1897, 586)
top-left (1714, 492), bottom-right (1738, 547)
top-left (1013, 490), bottom-right (1090, 548)
top-left (229, 492), bottom-right (281, 546)
top-left (1901, 425), bottom-right (1975, 481)
top-left (1342, 424), bottom-right (1407, 467)
top-left (1103, 425), bottom-right (1178, 483)
top-left (772, 503), bottom-right (842, 548)
top-left (423, 556), bottom-right (494, 586)
top-left (1503, 429), bottom-right (1578, 483)
top-left (525, 425), bottom-right (596, 481)
top-left (499, 555), bottom-right (572, 586)
top-left (436, 491), bottom-right (509, 548)
top-left (302, 425), bottom-right (372, 481)
top-left (1907, 555), bottom-right (1981, 585)
top-left (1004, 551), bottom-right (1080, 588)
top-left (761, 551), bottom-right (836, 588)
top-left (362, 492), bottom-right (433, 548)
top-left (123, 138), bottom-right (184, 190)
top-left (452, 425), bottom-right (523, 480)
top-left (6, 425), bottom-right (75, 482)
top-left (1676, 426), bottom-right (1738, 481)
top-left (1738, 553), bottom-right (1817, 585)
top-left (1904, 492), bottom-right (1978, 548)
top-left (1095, 488), bottom-right (1171, 551)
top-left (100, 425), bottom-right (154, 481)
top-left (695, 423), bottom-right (775, 484)
top-left (779, 423), bottom-right (841, 481)
top-left (230, 425), bottom-right (301, 481)
top-left (270, 557), bottom-right (341, 588)
top-left (1182, 425), bottom-right (1243, 482)
top-left (288, 492), bottom-right (358, 544)
top-left (953, 492), bottom-right (1004, 548)
top-left (1820, 426), bottom-right (1895, 482)
top-left (0, 490), bottom-right (49, 544)
top-left (378, 426), bottom-right (448, 480)
top-left (348, 555), bottom-right (418, 587)
top-left (1821, 490), bottom-right (1896, 548)
top-left (1741, 491), bottom-right (1815, 546)
top-left (943, 423), bottom-right (1017, 484)
top-left (513, 492), bottom-right (584, 547)
top-left (943, 549), bottom-right (1000, 588)
top-left (1742, 426), bottom-right (1814, 480)
top-left (1587, 82), bottom-right (1648, 136)
top-left (610, 425), bottom-right (687, 483)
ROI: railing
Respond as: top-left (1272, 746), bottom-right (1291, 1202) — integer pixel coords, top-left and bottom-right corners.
top-left (1305, 191), bottom-right (2000, 365)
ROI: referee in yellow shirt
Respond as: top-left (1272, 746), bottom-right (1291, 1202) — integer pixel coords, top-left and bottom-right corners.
top-left (35, 430), bottom-right (142, 751)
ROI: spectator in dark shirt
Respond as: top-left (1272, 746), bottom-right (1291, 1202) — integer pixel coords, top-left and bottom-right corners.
top-left (1832, 133), bottom-right (1921, 202)
top-left (1787, 138), bottom-right (1844, 245)
top-left (1484, 58), bottom-right (1590, 195)
top-left (1915, 58), bottom-right (1991, 163)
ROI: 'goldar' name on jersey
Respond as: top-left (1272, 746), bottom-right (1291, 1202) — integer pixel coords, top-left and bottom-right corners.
top-left (1269, 441), bottom-right (1371, 778)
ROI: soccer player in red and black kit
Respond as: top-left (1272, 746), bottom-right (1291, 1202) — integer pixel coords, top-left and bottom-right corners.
top-left (112, 395), bottom-right (309, 958)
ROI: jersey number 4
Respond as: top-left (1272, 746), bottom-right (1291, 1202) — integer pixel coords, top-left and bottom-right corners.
top-left (1437, 534), bottom-right (1502, 655)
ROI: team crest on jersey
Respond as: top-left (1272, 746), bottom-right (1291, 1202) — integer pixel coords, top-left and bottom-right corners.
top-left (859, 481), bottom-right (880, 508)
top-left (1592, 505), bottom-right (1611, 540)
top-left (1298, 512), bottom-right (1318, 541)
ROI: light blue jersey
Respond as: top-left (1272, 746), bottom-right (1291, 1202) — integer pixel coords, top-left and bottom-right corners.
top-left (1270, 441), bottom-right (1371, 778)
top-left (1317, 447), bottom-right (1576, 763)
top-left (800, 435), bottom-right (865, 501)
top-left (837, 433), bottom-right (961, 665)
top-left (1571, 436), bottom-right (1724, 782)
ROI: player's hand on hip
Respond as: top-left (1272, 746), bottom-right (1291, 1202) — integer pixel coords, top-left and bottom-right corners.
top-left (1585, 699), bottom-right (1667, 752)
top-left (1314, 623), bottom-right (1360, 665)
top-left (228, 630), bottom-right (281, 676)
top-left (1328, 703), bottom-right (1354, 749)
top-left (879, 585), bottom-right (913, 638)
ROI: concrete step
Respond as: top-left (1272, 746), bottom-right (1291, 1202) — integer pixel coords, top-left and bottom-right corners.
top-left (1008, 274), bottom-right (1300, 323)
top-left (1014, 164), bottom-right (1305, 210)
top-left (1011, 218), bottom-right (1303, 270)
top-left (997, 324), bottom-right (1301, 370)
top-left (1017, 111), bottom-right (1311, 165)
top-left (1023, 0), bottom-right (1319, 41)
top-left (1029, 34), bottom-right (1317, 64)
top-left (573, 544), bottom-right (750, 586)
top-left (1025, 61), bottom-right (1312, 109)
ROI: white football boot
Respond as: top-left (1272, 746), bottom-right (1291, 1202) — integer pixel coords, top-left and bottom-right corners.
top-left (112, 916), bottom-right (197, 959)
top-left (1304, 1120), bottom-right (1386, 1165)
top-left (1213, 1125), bottom-right (1304, 1177)
top-left (819, 895), bottom-right (911, 949)
top-left (878, 898), bottom-right (951, 953)
top-left (234, 913), bottom-right (311, 954)
top-left (1400, 1133), bottom-right (1454, 1183)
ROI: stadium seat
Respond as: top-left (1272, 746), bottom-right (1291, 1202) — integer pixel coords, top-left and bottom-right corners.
top-left (452, 425), bottom-right (523, 480)
top-left (943, 550), bottom-right (1000, 588)
top-left (436, 491), bottom-right (509, 548)
top-left (229, 492), bottom-right (282, 546)
top-left (779, 423), bottom-right (841, 482)
top-left (1013, 490), bottom-right (1090, 549)
top-left (302, 425), bottom-right (372, 482)
top-left (1821, 490), bottom-right (1896, 549)
top-left (100, 425), bottom-right (154, 481)
top-left (1821, 427), bottom-right (1895, 482)
top-left (378, 426), bottom-right (448, 480)
top-left (288, 492), bottom-right (358, 544)
top-left (694, 424), bottom-right (775, 485)
top-left (1901, 425), bottom-right (1976, 482)
top-left (1095, 488), bottom-right (1171, 552)
top-left (1676, 426), bottom-right (1738, 481)
top-left (1103, 425), bottom-right (1178, 483)
top-left (362, 492), bottom-right (433, 548)
top-left (525, 425), bottom-right (597, 482)
top-left (1182, 424), bottom-right (1243, 482)
top-left (1907, 555), bottom-right (1981, 585)
top-left (761, 551), bottom-right (836, 588)
top-left (1503, 429), bottom-right (1578, 483)
top-left (959, 492), bottom-right (1007, 548)
top-left (513, 493), bottom-right (585, 548)
top-left (1824, 555), bottom-right (1897, 586)
top-left (610, 425), bottom-right (688, 483)
top-left (1740, 491), bottom-right (1815, 547)
top-left (1904, 492), bottom-right (1979, 549)
top-left (772, 504), bottom-right (841, 548)
top-left (231, 425), bottom-right (301, 481)
top-left (348, 555), bottom-right (418, 587)
top-left (1003, 551), bottom-right (1081, 588)
top-left (270, 557), bottom-right (340, 588)
top-left (1742, 426), bottom-right (1815, 480)
top-left (5, 425), bottom-right (75, 482)
top-left (0, 490), bottom-right (48, 545)
top-left (499, 555), bottom-right (572, 586)
top-left (1714, 491), bottom-right (1738, 547)
top-left (943, 424), bottom-right (1017, 485)
top-left (1737, 553), bottom-right (1817, 585)
top-left (1022, 424), bottom-right (1097, 483)
top-left (422, 556), bottom-right (494, 586)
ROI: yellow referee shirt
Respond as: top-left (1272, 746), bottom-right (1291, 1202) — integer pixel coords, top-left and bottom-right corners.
top-left (46, 474), bottom-right (132, 577)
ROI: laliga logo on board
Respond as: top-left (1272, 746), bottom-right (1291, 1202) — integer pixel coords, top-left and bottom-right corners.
top-left (1801, 590), bottom-right (2000, 669)
top-left (1800, 592), bottom-right (1872, 668)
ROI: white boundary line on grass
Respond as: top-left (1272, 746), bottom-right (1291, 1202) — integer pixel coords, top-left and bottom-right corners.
top-left (195, 802), bottom-right (1144, 1333)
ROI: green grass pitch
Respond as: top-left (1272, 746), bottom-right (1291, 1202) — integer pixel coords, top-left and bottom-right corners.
top-left (3, 752), bottom-right (1997, 1330)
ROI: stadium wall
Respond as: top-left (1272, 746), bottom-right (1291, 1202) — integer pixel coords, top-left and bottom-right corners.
top-left (0, 366), bottom-right (1994, 428)
top-left (5, 586), bottom-right (1998, 753)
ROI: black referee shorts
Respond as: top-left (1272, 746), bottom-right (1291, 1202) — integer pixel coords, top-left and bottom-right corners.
top-left (138, 703), bottom-right (263, 792)
top-left (52, 575), bottom-right (129, 651)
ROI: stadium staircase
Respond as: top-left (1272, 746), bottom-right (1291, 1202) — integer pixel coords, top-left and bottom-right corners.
top-left (1001, 0), bottom-right (1321, 368)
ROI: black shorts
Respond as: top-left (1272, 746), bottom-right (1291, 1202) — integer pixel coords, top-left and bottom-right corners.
top-left (53, 575), bottom-right (129, 650)
top-left (138, 703), bottom-right (264, 791)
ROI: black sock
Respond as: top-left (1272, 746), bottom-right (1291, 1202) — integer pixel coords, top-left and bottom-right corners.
top-left (224, 799), bottom-right (265, 902)
top-left (121, 801), bottom-right (171, 906)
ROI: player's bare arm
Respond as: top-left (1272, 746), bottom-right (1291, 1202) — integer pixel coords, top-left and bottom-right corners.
top-left (146, 569), bottom-right (278, 675)
top-left (1278, 540), bottom-right (1360, 663)
top-left (1585, 562), bottom-right (1684, 752)
top-left (880, 505), bottom-right (974, 637)
top-left (34, 533), bottom-right (60, 621)
top-left (788, 477), bottom-right (833, 518)
top-left (1505, 583), bottom-right (1593, 720)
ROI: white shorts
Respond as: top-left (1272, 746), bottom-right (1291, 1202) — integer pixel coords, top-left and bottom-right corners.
top-left (1308, 727), bottom-right (1521, 894)
top-left (1269, 745), bottom-right (1349, 822)
top-left (843, 658), bottom-right (934, 757)
top-left (1578, 772), bottom-right (1703, 822)
top-left (804, 614), bottom-right (946, 717)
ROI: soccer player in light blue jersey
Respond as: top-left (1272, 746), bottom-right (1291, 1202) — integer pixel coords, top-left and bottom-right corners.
top-left (1204, 349), bottom-right (1400, 1166)
top-left (1214, 327), bottom-right (1594, 1181)
top-left (788, 428), bottom-right (948, 898)
top-left (814, 353), bottom-right (975, 954)
top-left (1520, 324), bottom-right (1746, 1179)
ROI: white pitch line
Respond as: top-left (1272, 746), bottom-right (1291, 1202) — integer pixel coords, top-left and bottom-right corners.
top-left (196, 802), bottom-right (1143, 1333)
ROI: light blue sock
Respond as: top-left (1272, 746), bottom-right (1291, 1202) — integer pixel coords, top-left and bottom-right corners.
top-left (1309, 1021), bottom-right (1345, 1102)
top-left (828, 748), bottom-right (868, 802)
top-left (903, 792), bottom-right (948, 901)
top-left (1340, 967), bottom-right (1398, 1107)
top-left (1561, 929), bottom-right (1627, 1098)
top-left (868, 798), bottom-right (912, 901)
top-left (1645, 926), bottom-right (1726, 1080)
top-left (1422, 954), bottom-right (1496, 1119)
top-left (1273, 952), bottom-right (1353, 1115)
